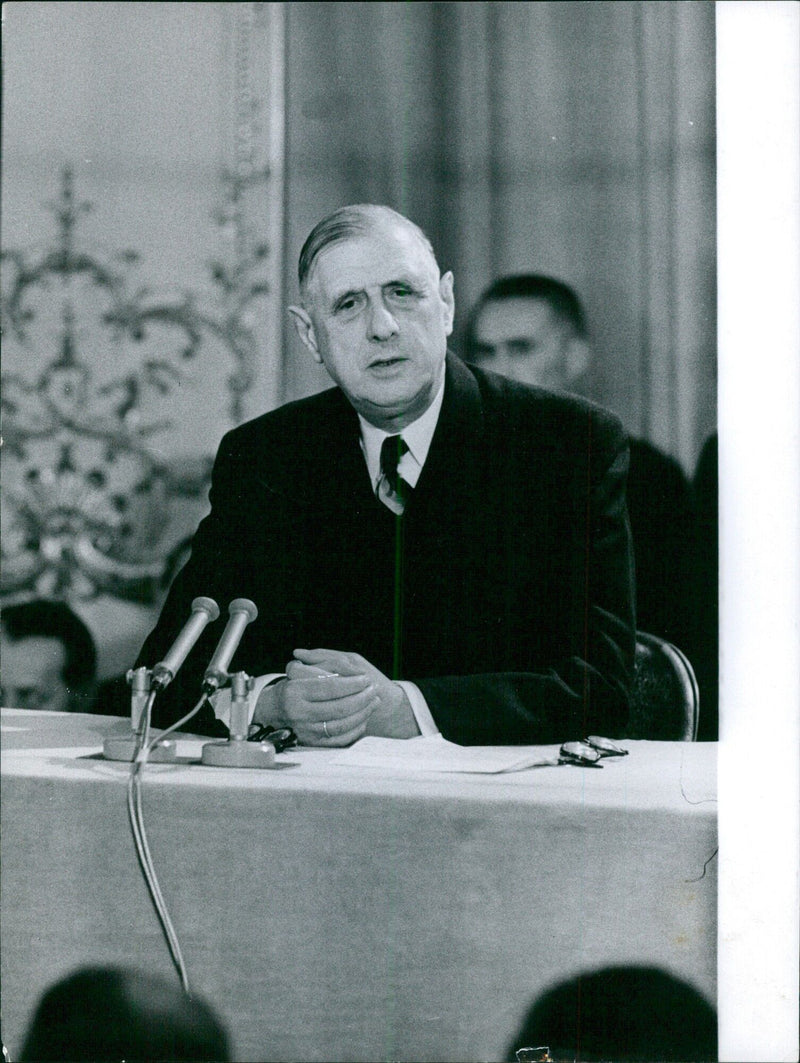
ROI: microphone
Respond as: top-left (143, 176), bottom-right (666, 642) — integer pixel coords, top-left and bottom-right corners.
top-left (151, 597), bottom-right (221, 689)
top-left (202, 598), bottom-right (258, 693)
top-left (103, 596), bottom-right (219, 761)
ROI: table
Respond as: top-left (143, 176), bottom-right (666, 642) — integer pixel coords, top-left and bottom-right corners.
top-left (1, 708), bottom-right (717, 1062)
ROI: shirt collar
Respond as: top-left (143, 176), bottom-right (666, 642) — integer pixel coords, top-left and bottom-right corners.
top-left (358, 367), bottom-right (446, 490)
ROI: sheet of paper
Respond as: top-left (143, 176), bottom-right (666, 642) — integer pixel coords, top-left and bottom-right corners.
top-left (335, 734), bottom-right (561, 774)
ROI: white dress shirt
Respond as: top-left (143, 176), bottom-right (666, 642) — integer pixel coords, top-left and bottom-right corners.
top-left (358, 370), bottom-right (445, 499)
top-left (212, 372), bottom-right (446, 738)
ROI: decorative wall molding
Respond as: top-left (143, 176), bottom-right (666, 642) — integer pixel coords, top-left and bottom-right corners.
top-left (1, 164), bottom-right (273, 604)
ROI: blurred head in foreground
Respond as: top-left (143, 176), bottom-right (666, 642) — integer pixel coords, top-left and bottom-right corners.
top-left (464, 274), bottom-right (590, 393)
top-left (19, 966), bottom-right (230, 1062)
top-left (506, 965), bottom-right (717, 1062)
top-left (1, 599), bottom-right (97, 712)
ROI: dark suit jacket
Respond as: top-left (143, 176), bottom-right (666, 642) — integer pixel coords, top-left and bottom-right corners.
top-left (138, 355), bottom-right (636, 744)
top-left (691, 432), bottom-right (718, 740)
top-left (626, 437), bottom-right (697, 650)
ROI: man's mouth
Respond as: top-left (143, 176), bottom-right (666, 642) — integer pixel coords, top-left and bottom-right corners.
top-left (368, 355), bottom-right (406, 369)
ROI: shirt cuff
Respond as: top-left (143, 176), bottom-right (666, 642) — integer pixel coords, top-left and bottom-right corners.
top-left (397, 681), bottom-right (440, 737)
top-left (211, 673), bottom-right (285, 730)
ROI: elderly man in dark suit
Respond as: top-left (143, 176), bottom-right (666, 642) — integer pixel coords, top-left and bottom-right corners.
top-left (137, 205), bottom-right (635, 746)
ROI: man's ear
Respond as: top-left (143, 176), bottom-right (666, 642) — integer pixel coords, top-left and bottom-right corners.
top-left (566, 337), bottom-right (591, 382)
top-left (288, 305), bottom-right (322, 363)
top-left (439, 271), bottom-right (455, 336)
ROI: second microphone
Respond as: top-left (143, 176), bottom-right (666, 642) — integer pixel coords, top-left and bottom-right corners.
top-left (202, 598), bottom-right (259, 694)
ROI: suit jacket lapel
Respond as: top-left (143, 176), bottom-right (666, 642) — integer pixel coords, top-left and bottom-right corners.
top-left (263, 387), bottom-right (375, 516)
top-left (405, 354), bottom-right (487, 538)
top-left (266, 355), bottom-right (487, 522)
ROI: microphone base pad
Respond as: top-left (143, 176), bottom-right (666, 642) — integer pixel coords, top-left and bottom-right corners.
top-left (201, 738), bottom-right (276, 769)
top-left (102, 735), bottom-right (177, 762)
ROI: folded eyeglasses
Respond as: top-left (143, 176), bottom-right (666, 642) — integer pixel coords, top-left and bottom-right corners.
top-left (247, 724), bottom-right (298, 753)
top-left (558, 735), bottom-right (628, 767)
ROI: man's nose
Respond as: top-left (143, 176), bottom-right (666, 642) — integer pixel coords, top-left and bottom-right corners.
top-left (366, 299), bottom-right (399, 341)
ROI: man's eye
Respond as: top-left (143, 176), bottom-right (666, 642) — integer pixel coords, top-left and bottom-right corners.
top-left (5, 688), bottom-right (43, 709)
top-left (508, 339), bottom-right (535, 356)
top-left (333, 296), bottom-right (365, 317)
top-left (470, 344), bottom-right (495, 361)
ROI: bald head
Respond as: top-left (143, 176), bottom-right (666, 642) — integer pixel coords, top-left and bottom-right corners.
top-left (298, 205), bottom-right (439, 298)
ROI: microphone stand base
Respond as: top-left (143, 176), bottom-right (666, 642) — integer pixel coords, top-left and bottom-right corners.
top-left (201, 739), bottom-right (276, 769)
top-left (102, 735), bottom-right (177, 763)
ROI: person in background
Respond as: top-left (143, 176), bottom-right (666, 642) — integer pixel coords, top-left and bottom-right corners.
top-left (463, 274), bottom-right (593, 394)
top-left (0, 599), bottom-right (97, 712)
top-left (137, 205), bottom-right (635, 746)
top-left (505, 965), bottom-right (717, 1062)
top-left (464, 274), bottom-right (708, 730)
top-left (18, 966), bottom-right (230, 1062)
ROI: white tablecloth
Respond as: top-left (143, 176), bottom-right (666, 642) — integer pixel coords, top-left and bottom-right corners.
top-left (1, 708), bottom-right (717, 1061)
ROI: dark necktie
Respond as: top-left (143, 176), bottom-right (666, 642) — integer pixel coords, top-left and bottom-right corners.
top-left (379, 435), bottom-right (411, 510)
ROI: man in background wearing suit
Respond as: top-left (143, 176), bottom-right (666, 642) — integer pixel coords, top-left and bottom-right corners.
top-left (137, 206), bottom-right (635, 746)
top-left (463, 275), bottom-right (701, 691)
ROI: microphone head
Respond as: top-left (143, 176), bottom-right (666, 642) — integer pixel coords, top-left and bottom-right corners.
top-left (228, 598), bottom-right (258, 623)
top-left (192, 596), bottom-right (220, 622)
top-left (151, 596), bottom-right (221, 690)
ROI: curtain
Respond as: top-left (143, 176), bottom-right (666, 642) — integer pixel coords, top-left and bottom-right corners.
top-left (281, 1), bottom-right (716, 471)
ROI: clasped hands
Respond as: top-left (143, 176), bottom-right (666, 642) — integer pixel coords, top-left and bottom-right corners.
top-left (253, 648), bottom-right (420, 747)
